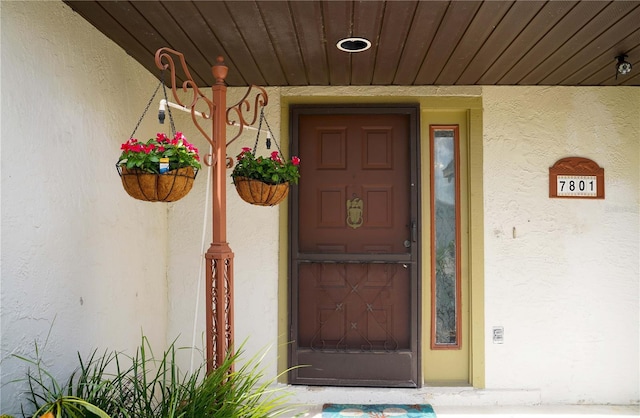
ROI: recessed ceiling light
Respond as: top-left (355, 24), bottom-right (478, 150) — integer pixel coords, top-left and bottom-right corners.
top-left (336, 37), bottom-right (371, 53)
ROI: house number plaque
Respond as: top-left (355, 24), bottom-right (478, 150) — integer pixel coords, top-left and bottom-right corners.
top-left (549, 157), bottom-right (604, 199)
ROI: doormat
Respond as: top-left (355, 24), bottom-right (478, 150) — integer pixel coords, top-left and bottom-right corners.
top-left (322, 404), bottom-right (436, 417)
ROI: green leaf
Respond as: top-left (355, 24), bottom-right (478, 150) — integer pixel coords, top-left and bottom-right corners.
top-left (72, 399), bottom-right (111, 418)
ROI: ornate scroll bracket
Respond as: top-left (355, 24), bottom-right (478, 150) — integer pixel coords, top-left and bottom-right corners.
top-left (155, 48), bottom-right (269, 169)
top-left (155, 48), bottom-right (216, 156)
top-left (225, 85), bottom-right (268, 168)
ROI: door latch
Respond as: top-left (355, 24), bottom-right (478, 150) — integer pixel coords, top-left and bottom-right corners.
top-left (411, 221), bottom-right (417, 242)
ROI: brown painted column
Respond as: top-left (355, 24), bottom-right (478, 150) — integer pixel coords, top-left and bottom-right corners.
top-left (155, 48), bottom-right (240, 372)
top-left (205, 56), bottom-right (234, 372)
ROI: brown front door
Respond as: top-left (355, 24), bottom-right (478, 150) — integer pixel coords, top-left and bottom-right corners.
top-left (289, 106), bottom-right (420, 387)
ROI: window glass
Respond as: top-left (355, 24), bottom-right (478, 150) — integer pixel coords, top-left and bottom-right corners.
top-left (431, 127), bottom-right (460, 348)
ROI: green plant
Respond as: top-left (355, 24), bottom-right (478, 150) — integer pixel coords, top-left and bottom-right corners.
top-left (117, 132), bottom-right (201, 174)
top-left (231, 148), bottom-right (300, 185)
top-left (14, 341), bottom-right (114, 418)
top-left (14, 336), bottom-right (293, 418)
top-left (32, 397), bottom-right (110, 418)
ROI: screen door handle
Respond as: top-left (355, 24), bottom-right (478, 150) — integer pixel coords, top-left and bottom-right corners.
top-left (411, 221), bottom-right (417, 242)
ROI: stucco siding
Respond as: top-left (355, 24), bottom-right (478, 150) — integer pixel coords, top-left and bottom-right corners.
top-left (482, 86), bottom-right (639, 404)
top-left (1, 2), bottom-right (170, 413)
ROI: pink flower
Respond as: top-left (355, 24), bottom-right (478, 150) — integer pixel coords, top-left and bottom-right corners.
top-left (238, 147), bottom-right (253, 159)
top-left (121, 138), bottom-right (139, 150)
top-left (270, 151), bottom-right (282, 163)
top-left (291, 156), bottom-right (300, 166)
top-left (183, 140), bottom-right (198, 154)
top-left (118, 132), bottom-right (201, 172)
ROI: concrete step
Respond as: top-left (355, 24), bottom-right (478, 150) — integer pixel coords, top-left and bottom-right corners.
top-left (275, 386), bottom-right (639, 417)
top-left (279, 385), bottom-right (541, 408)
top-left (283, 404), bottom-right (639, 418)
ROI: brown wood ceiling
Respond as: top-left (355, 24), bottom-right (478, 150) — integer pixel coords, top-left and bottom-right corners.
top-left (64, 1), bottom-right (640, 87)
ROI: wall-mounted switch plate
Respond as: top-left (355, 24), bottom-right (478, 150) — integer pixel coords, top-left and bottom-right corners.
top-left (493, 326), bottom-right (504, 344)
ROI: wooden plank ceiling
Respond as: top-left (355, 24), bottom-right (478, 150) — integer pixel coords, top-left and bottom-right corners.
top-left (64, 0), bottom-right (640, 87)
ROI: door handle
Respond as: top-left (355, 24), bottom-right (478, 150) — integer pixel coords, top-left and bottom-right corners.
top-left (404, 221), bottom-right (417, 248)
top-left (411, 221), bottom-right (417, 242)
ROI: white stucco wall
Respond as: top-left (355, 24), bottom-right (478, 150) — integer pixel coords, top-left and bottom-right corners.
top-left (482, 86), bottom-right (639, 404)
top-left (1, 2), bottom-right (170, 413)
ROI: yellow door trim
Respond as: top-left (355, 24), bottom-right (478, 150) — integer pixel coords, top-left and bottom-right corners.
top-left (276, 95), bottom-right (484, 388)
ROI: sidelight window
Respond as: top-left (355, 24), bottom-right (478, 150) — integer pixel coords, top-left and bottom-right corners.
top-left (430, 126), bottom-right (461, 349)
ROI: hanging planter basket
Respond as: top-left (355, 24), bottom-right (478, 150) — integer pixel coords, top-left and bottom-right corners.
top-left (230, 109), bottom-right (299, 207)
top-left (118, 166), bottom-right (197, 202)
top-left (233, 176), bottom-right (289, 206)
top-left (116, 74), bottom-right (200, 203)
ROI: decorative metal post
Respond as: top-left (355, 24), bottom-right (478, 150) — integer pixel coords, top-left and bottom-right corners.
top-left (155, 49), bottom-right (268, 372)
top-left (205, 57), bottom-right (234, 372)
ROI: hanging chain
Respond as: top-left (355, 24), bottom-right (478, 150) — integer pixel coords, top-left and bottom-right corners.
top-left (252, 108), bottom-right (284, 156)
top-left (252, 108), bottom-right (265, 155)
top-left (129, 69), bottom-right (176, 140)
top-left (161, 70), bottom-right (177, 137)
top-left (129, 80), bottom-right (162, 139)
top-left (260, 108), bottom-right (283, 155)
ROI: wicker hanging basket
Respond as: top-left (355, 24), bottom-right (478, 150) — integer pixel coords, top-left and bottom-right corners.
top-left (233, 176), bottom-right (289, 206)
top-left (117, 166), bottom-right (197, 202)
